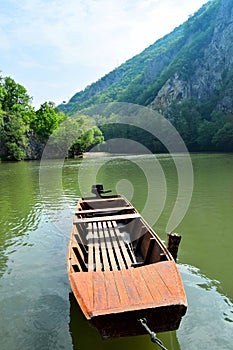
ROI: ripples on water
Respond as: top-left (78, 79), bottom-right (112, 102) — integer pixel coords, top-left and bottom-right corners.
top-left (0, 155), bottom-right (233, 350)
top-left (178, 265), bottom-right (233, 350)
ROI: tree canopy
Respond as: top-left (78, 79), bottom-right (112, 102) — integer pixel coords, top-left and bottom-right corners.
top-left (0, 75), bottom-right (104, 160)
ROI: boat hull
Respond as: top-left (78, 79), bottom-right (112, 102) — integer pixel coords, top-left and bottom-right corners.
top-left (67, 194), bottom-right (187, 338)
top-left (91, 304), bottom-right (186, 338)
top-left (68, 261), bottom-right (187, 338)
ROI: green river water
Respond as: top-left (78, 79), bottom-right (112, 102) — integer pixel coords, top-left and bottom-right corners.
top-left (0, 153), bottom-right (232, 350)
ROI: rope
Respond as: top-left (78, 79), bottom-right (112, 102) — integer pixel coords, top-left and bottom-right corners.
top-left (138, 318), bottom-right (168, 350)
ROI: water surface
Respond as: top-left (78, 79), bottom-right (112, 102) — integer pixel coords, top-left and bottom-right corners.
top-left (0, 154), bottom-right (232, 349)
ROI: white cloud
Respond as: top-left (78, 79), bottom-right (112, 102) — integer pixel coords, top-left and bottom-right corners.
top-left (0, 0), bottom-right (208, 107)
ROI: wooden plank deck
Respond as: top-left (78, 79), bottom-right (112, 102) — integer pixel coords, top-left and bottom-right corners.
top-left (69, 260), bottom-right (186, 319)
top-left (112, 221), bottom-right (137, 265)
top-left (87, 223), bottom-right (95, 271)
top-left (69, 195), bottom-right (187, 337)
top-left (96, 221), bottom-right (111, 271)
top-left (102, 222), bottom-right (119, 271)
top-left (106, 221), bottom-right (132, 269)
top-left (85, 220), bottom-right (136, 271)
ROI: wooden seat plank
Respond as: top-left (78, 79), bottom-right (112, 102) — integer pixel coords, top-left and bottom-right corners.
top-left (87, 223), bottom-right (95, 271)
top-left (111, 221), bottom-right (133, 268)
top-left (74, 213), bottom-right (140, 224)
top-left (124, 235), bottom-right (137, 264)
top-left (96, 222), bottom-right (111, 271)
top-left (111, 220), bottom-right (136, 261)
top-left (102, 221), bottom-right (118, 271)
top-left (91, 223), bottom-right (102, 272)
top-left (82, 197), bottom-right (124, 203)
top-left (75, 206), bottom-right (134, 215)
top-left (107, 221), bottom-right (127, 270)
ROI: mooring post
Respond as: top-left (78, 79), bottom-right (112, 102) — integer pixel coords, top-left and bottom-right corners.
top-left (167, 233), bottom-right (182, 262)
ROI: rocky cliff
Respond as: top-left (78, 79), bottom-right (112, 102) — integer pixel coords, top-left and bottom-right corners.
top-left (152, 0), bottom-right (233, 113)
top-left (61, 0), bottom-right (233, 115)
top-left (59, 0), bottom-right (233, 152)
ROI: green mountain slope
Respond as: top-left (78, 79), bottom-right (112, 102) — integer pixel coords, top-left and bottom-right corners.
top-left (60, 0), bottom-right (233, 152)
top-left (60, 0), bottom-right (220, 115)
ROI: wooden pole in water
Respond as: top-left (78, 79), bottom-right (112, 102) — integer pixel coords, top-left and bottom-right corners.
top-left (167, 233), bottom-right (182, 262)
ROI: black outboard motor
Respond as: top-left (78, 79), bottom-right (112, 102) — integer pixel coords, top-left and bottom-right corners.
top-left (91, 184), bottom-right (112, 197)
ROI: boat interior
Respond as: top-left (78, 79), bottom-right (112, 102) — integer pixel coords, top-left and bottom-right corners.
top-left (69, 196), bottom-right (171, 273)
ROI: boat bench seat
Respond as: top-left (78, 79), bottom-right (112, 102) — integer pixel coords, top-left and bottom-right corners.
top-left (73, 213), bottom-right (140, 224)
top-left (87, 220), bottom-right (137, 272)
top-left (75, 206), bottom-right (134, 216)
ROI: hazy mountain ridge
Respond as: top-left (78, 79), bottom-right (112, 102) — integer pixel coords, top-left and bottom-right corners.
top-left (60, 0), bottom-right (222, 114)
top-left (59, 0), bottom-right (233, 152)
top-left (153, 0), bottom-right (233, 110)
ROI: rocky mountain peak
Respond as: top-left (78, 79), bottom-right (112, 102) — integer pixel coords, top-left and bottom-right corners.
top-left (151, 0), bottom-right (233, 112)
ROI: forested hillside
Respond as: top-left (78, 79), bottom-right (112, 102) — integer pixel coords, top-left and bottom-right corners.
top-left (2, 0), bottom-right (233, 158)
top-left (60, 0), bottom-right (233, 152)
top-left (0, 76), bottom-right (103, 160)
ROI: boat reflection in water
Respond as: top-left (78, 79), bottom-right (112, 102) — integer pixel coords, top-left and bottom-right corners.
top-left (69, 292), bottom-right (180, 350)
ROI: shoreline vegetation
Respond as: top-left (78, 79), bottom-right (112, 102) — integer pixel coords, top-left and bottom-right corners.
top-left (0, 75), bottom-right (104, 161)
top-left (1, 73), bottom-right (233, 162)
top-left (2, 2), bottom-right (233, 161)
top-left (2, 151), bottom-right (233, 164)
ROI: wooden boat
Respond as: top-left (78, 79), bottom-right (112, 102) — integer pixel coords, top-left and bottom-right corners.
top-left (67, 185), bottom-right (187, 339)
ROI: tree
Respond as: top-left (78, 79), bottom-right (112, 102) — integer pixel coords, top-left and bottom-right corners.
top-left (47, 116), bottom-right (84, 158)
top-left (0, 76), bottom-right (35, 160)
top-left (47, 115), bottom-right (104, 158)
top-left (197, 119), bottom-right (217, 151)
top-left (32, 102), bottom-right (64, 138)
top-left (0, 76), bottom-right (33, 116)
top-left (166, 99), bottom-right (202, 150)
top-left (75, 126), bottom-right (104, 153)
top-left (2, 113), bottom-right (28, 160)
top-left (212, 120), bottom-right (233, 151)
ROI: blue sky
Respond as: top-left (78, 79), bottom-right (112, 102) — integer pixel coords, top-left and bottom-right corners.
top-left (1, 0), bottom-right (208, 109)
